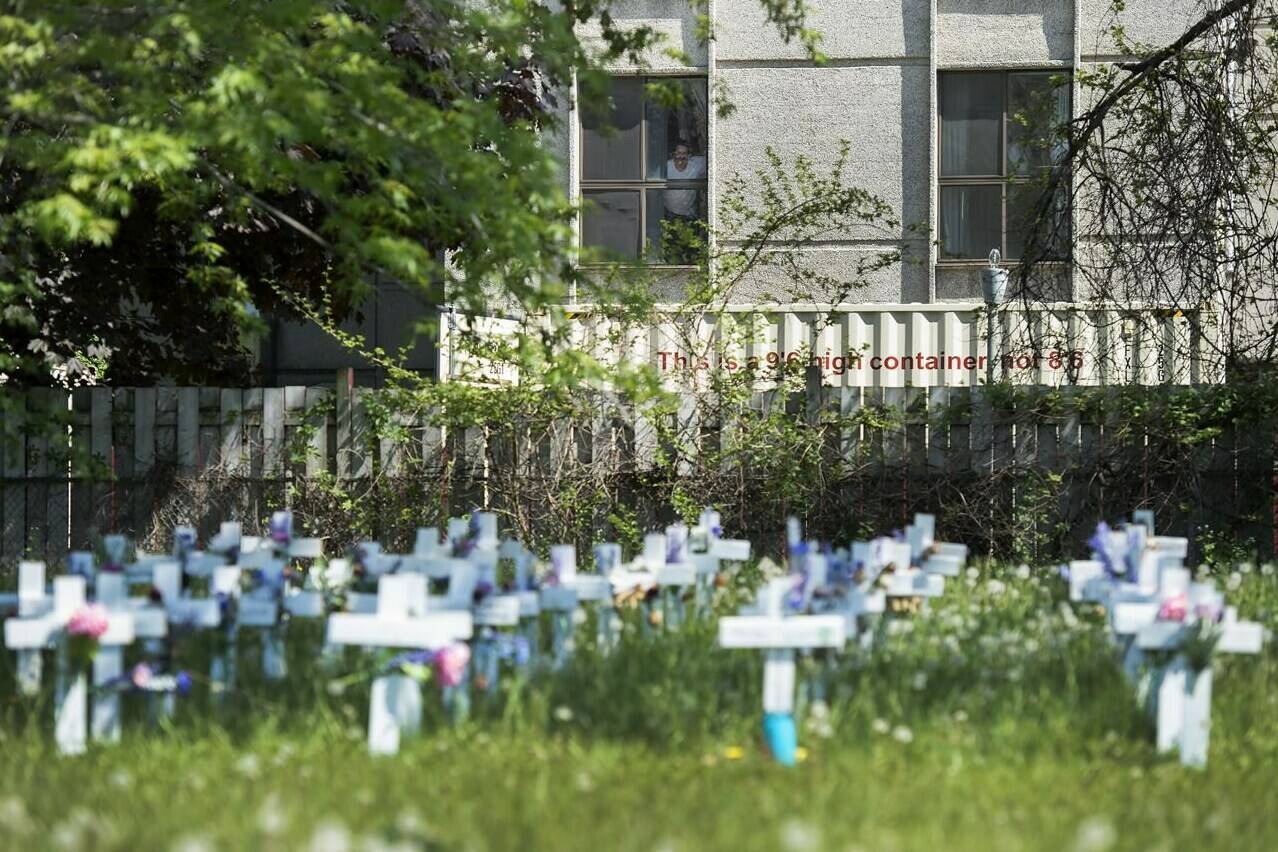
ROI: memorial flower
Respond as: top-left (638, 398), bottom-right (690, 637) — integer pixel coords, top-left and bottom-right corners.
top-left (433, 643), bottom-right (470, 688)
top-left (1087, 522), bottom-right (1127, 580)
top-left (268, 510), bottom-right (293, 545)
top-left (1157, 593), bottom-right (1188, 622)
top-left (66, 603), bottom-right (110, 665)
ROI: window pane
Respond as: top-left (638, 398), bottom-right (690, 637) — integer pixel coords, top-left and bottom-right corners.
top-left (940, 185), bottom-right (1002, 260)
top-left (646, 78), bottom-right (709, 180)
top-left (1007, 73), bottom-right (1070, 176)
top-left (581, 77), bottom-right (642, 180)
top-left (1007, 180), bottom-right (1070, 261)
top-left (581, 190), bottom-right (640, 260)
top-left (940, 73), bottom-right (1004, 177)
top-left (646, 188), bottom-right (706, 264)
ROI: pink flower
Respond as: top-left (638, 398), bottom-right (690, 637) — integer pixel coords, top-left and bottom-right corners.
top-left (130, 663), bottom-right (154, 689)
top-left (66, 604), bottom-right (110, 639)
top-left (433, 643), bottom-right (470, 688)
top-left (1157, 593), bottom-right (1188, 622)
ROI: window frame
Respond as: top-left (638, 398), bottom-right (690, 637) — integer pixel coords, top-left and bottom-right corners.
top-left (578, 74), bottom-right (709, 268)
top-left (937, 69), bottom-right (1071, 265)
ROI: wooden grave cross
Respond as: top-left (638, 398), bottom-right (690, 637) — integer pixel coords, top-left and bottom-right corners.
top-left (325, 574), bottom-right (473, 754)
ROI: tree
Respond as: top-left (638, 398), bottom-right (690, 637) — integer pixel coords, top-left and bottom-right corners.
top-left (0, 0), bottom-right (824, 388)
top-left (1016, 0), bottom-right (1278, 377)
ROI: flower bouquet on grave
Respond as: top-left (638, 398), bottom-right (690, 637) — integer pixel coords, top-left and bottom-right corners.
top-left (65, 604), bottom-right (110, 669)
top-left (327, 642), bottom-right (475, 723)
top-left (97, 662), bottom-right (195, 697)
top-left (1087, 521), bottom-right (1132, 582)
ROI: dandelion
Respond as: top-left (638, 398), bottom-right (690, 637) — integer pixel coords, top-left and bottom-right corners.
top-left (892, 725), bottom-right (914, 744)
top-left (722, 745), bottom-right (745, 760)
top-left (235, 753), bottom-right (260, 778)
top-left (952, 709), bottom-right (969, 723)
top-left (965, 568), bottom-right (980, 581)
top-left (1239, 561), bottom-right (1255, 575)
top-left (779, 818), bottom-right (820, 852)
top-left (0, 796), bottom-right (32, 837)
top-left (1227, 572), bottom-right (1242, 592)
top-left (171, 834), bottom-right (215, 852)
top-left (575, 771), bottom-right (595, 793)
top-left (553, 705), bottom-right (574, 723)
top-left (308, 819), bottom-right (352, 852)
top-left (1071, 816), bottom-right (1116, 852)
top-left (1016, 564), bottom-right (1032, 581)
top-left (911, 672), bottom-right (928, 691)
top-left (258, 793), bottom-right (286, 836)
top-left (109, 770), bottom-right (132, 789)
top-left (872, 718), bottom-right (891, 735)
top-left (1262, 562), bottom-right (1275, 577)
top-left (987, 579), bottom-right (1006, 596)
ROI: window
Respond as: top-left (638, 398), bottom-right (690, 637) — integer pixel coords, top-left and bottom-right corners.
top-left (939, 71), bottom-right (1071, 262)
top-left (580, 76), bottom-right (709, 264)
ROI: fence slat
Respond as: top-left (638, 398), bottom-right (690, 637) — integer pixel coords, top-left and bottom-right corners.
top-left (178, 387), bottom-right (199, 472)
top-left (220, 389), bottom-right (244, 475)
top-left (263, 387), bottom-right (285, 476)
top-left (304, 388), bottom-right (330, 477)
top-left (2, 395), bottom-right (27, 560)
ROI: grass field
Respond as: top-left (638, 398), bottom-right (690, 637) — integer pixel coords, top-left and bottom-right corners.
top-left (2, 562), bottom-right (1277, 851)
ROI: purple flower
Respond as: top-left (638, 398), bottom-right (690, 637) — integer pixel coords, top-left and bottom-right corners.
top-left (1088, 522), bottom-right (1126, 581)
top-left (175, 671), bottom-right (193, 695)
top-left (510, 635), bottom-right (531, 667)
top-left (268, 510), bottom-right (293, 545)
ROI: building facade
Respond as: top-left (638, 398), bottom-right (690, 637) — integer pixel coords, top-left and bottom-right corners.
top-left (562, 0), bottom-right (1203, 304)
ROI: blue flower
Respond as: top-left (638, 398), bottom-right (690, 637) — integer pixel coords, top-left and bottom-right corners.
top-left (175, 671), bottom-right (193, 695)
top-left (511, 635), bottom-right (531, 667)
top-left (1087, 521), bottom-right (1128, 580)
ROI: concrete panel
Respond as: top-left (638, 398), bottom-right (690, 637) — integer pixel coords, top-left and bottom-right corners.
top-left (1079, 0), bottom-right (1201, 57)
top-left (937, 0), bottom-right (1074, 66)
top-left (716, 0), bottom-right (931, 61)
top-left (715, 65), bottom-right (930, 242)
top-left (730, 245), bottom-right (932, 304)
top-left (935, 264), bottom-right (1072, 301)
top-left (581, 1), bottom-right (708, 70)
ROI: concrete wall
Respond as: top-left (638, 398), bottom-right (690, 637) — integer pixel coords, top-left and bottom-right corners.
top-left (566, 0), bottom-right (1204, 305)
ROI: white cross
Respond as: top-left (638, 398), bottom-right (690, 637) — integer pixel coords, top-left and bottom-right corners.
top-left (718, 577), bottom-right (846, 766)
top-left (326, 574), bottom-right (473, 754)
top-left (1068, 513), bottom-right (1265, 768)
top-left (4, 574), bottom-right (135, 755)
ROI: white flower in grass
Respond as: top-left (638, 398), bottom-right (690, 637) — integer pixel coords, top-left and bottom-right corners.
top-left (1262, 562), bottom-right (1275, 577)
top-left (1071, 816), bottom-right (1116, 852)
top-left (952, 709), bottom-right (969, 723)
top-left (987, 579), bottom-right (1006, 596)
top-left (892, 725), bottom-right (914, 744)
top-left (0, 796), bottom-right (33, 836)
top-left (171, 834), bottom-right (215, 852)
top-left (258, 793), bottom-right (286, 836)
top-left (966, 568), bottom-right (980, 581)
top-left (911, 672), bottom-right (928, 691)
top-left (779, 818), bottom-right (820, 852)
top-left (872, 718), bottom-right (891, 735)
top-left (308, 820), bottom-right (352, 852)
top-left (553, 705), bottom-right (574, 722)
top-left (109, 770), bottom-right (132, 789)
top-left (1227, 572), bottom-right (1243, 592)
top-left (235, 753), bottom-right (260, 778)
top-left (1016, 564), bottom-right (1032, 581)
top-left (809, 700), bottom-right (830, 721)
top-left (1239, 561), bottom-right (1255, 575)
